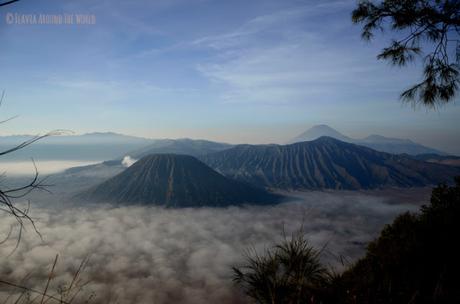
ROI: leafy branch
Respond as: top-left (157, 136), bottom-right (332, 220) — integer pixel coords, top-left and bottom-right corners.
top-left (352, 0), bottom-right (460, 107)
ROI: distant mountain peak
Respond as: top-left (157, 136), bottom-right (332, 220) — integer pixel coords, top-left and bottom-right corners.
top-left (81, 132), bottom-right (150, 140)
top-left (288, 124), bottom-right (351, 144)
top-left (83, 131), bottom-right (121, 136)
top-left (308, 124), bottom-right (341, 132)
top-left (311, 124), bottom-right (337, 130)
top-left (289, 125), bottom-right (446, 156)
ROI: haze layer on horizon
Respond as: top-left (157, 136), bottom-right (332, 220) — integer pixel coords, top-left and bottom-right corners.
top-left (1, 0), bottom-right (459, 153)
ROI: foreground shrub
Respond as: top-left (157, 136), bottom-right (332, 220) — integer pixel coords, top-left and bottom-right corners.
top-left (336, 177), bottom-right (460, 304)
top-left (234, 178), bottom-right (460, 303)
top-left (233, 233), bottom-right (330, 304)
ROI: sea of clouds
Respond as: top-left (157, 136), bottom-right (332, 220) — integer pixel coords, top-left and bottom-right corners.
top-left (0, 190), bottom-right (429, 304)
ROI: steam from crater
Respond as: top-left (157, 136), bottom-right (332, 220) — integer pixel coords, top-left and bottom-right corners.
top-left (121, 155), bottom-right (137, 167)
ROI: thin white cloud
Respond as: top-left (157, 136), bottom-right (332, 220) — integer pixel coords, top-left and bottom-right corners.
top-left (197, 42), bottom-right (384, 104)
top-left (195, 1), bottom-right (419, 105)
top-left (193, 2), bottom-right (352, 50)
top-left (46, 78), bottom-right (197, 106)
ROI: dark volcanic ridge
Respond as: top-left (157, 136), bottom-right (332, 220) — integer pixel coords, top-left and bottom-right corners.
top-left (200, 137), bottom-right (460, 190)
top-left (77, 154), bottom-right (283, 207)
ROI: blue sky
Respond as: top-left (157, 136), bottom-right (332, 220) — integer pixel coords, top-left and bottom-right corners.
top-left (0, 0), bottom-right (459, 153)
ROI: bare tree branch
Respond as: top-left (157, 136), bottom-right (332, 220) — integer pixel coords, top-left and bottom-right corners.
top-left (0, 130), bottom-right (69, 156)
top-left (0, 91), bottom-right (67, 249)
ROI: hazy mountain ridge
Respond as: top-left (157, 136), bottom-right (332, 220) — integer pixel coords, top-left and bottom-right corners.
top-left (0, 132), bottom-right (152, 145)
top-left (0, 132), bottom-right (154, 161)
top-left (289, 125), bottom-right (447, 156)
top-left (0, 133), bottom-right (233, 162)
top-left (77, 154), bottom-right (282, 207)
top-left (126, 138), bottom-right (233, 159)
top-left (32, 136), bottom-right (459, 199)
top-left (201, 137), bottom-right (460, 190)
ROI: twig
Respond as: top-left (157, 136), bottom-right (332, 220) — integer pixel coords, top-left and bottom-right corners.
top-left (0, 280), bottom-right (69, 304)
top-left (0, 0), bottom-right (20, 7)
top-left (40, 255), bottom-right (59, 304)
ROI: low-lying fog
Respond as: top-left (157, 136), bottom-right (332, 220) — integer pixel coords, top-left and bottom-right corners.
top-left (0, 160), bottom-right (100, 176)
top-left (0, 190), bottom-right (430, 304)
